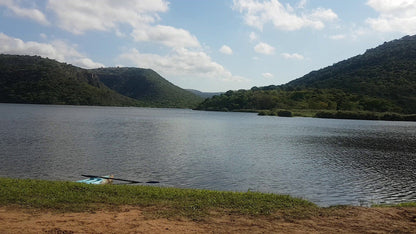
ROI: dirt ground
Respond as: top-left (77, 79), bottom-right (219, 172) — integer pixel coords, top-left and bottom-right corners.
top-left (1, 206), bottom-right (416, 233)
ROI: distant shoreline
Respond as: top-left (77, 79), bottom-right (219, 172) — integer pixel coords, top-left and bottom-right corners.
top-left (258, 109), bottom-right (416, 122)
top-left (2, 102), bottom-right (416, 122)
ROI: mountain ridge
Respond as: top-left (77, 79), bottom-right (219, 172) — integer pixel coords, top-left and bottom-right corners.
top-left (91, 67), bottom-right (203, 108)
top-left (0, 54), bottom-right (202, 108)
top-left (285, 35), bottom-right (416, 113)
top-left (196, 35), bottom-right (416, 115)
top-left (2, 34), bottom-right (416, 113)
top-left (0, 54), bottom-right (140, 106)
top-left (186, 89), bottom-right (223, 98)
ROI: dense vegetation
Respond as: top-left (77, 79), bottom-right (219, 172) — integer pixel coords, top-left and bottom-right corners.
top-left (196, 35), bottom-right (416, 117)
top-left (93, 67), bottom-right (203, 108)
top-left (0, 54), bottom-right (202, 108)
top-left (196, 88), bottom-right (402, 113)
top-left (0, 54), bottom-right (140, 106)
top-left (287, 35), bottom-right (416, 114)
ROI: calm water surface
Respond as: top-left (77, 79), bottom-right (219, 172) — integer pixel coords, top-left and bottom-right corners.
top-left (1, 103), bottom-right (416, 206)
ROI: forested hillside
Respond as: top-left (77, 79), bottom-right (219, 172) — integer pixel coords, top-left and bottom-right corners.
top-left (196, 35), bottom-right (416, 116)
top-left (286, 35), bottom-right (416, 113)
top-left (93, 67), bottom-right (202, 108)
top-left (0, 54), bottom-right (202, 108)
top-left (0, 54), bottom-right (140, 106)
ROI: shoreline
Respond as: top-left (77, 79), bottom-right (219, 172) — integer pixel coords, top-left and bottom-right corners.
top-left (1, 178), bottom-right (416, 232)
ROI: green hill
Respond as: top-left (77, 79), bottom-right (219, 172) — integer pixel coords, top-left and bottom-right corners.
top-left (286, 35), bottom-right (416, 114)
top-left (196, 35), bottom-right (416, 117)
top-left (92, 67), bottom-right (203, 108)
top-left (0, 54), bottom-right (202, 108)
top-left (0, 54), bottom-right (140, 106)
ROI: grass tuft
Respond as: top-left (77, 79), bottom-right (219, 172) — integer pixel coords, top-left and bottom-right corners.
top-left (373, 202), bottom-right (416, 208)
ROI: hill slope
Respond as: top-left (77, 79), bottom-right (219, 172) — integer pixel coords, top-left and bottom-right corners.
top-left (0, 54), bottom-right (202, 108)
top-left (92, 67), bottom-right (203, 108)
top-left (286, 35), bottom-right (416, 113)
top-left (0, 54), bottom-right (140, 106)
top-left (186, 89), bottom-right (223, 99)
top-left (196, 35), bottom-right (416, 114)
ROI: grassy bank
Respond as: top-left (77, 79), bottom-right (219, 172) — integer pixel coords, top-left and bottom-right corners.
top-left (374, 202), bottom-right (416, 208)
top-left (258, 109), bottom-right (317, 117)
top-left (0, 178), bottom-right (316, 219)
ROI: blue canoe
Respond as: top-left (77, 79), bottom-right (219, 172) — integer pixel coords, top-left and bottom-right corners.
top-left (77, 175), bottom-right (114, 184)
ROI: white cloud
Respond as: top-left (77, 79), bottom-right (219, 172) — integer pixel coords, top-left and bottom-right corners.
top-left (46, 0), bottom-right (201, 50)
top-left (131, 25), bottom-right (200, 48)
top-left (366, 0), bottom-right (416, 34)
top-left (0, 0), bottom-right (49, 25)
top-left (47, 0), bottom-right (168, 34)
top-left (281, 52), bottom-right (304, 60)
top-left (329, 34), bottom-right (346, 40)
top-left (0, 33), bottom-right (104, 68)
top-left (366, 0), bottom-right (415, 14)
top-left (262, 72), bottom-right (274, 78)
top-left (309, 8), bottom-right (338, 21)
top-left (219, 45), bottom-right (233, 55)
top-left (117, 48), bottom-right (249, 84)
top-left (254, 42), bottom-right (275, 55)
top-left (232, 0), bottom-right (338, 31)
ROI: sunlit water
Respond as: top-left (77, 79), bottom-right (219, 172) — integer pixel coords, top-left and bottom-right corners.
top-left (1, 103), bottom-right (415, 206)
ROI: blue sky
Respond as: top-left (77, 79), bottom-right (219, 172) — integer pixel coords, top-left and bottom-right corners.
top-left (0, 0), bottom-right (414, 92)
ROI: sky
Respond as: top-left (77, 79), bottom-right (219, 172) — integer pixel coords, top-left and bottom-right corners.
top-left (0, 0), bottom-right (415, 92)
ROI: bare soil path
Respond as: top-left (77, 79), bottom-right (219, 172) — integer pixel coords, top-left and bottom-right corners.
top-left (1, 206), bottom-right (416, 233)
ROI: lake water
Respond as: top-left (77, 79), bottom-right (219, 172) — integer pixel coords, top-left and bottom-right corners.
top-left (1, 103), bottom-right (416, 206)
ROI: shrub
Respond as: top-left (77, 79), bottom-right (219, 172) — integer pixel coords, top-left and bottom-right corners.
top-left (258, 110), bottom-right (267, 116)
top-left (277, 110), bottom-right (292, 117)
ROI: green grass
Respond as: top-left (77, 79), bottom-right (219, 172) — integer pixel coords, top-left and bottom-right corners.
top-left (0, 178), bottom-right (316, 219)
top-left (373, 202), bottom-right (416, 208)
